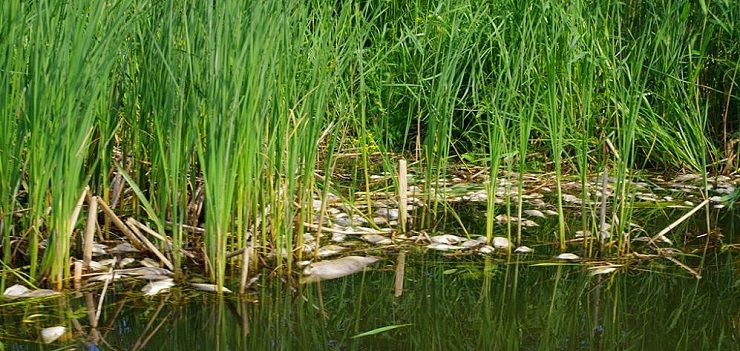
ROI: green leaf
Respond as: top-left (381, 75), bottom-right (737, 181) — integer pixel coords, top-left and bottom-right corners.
top-left (351, 324), bottom-right (413, 339)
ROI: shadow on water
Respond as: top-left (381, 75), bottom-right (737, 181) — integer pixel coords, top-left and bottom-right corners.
top-left (1, 250), bottom-right (739, 351)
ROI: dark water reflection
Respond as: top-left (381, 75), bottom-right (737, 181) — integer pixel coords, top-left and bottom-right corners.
top-left (1, 251), bottom-right (738, 351)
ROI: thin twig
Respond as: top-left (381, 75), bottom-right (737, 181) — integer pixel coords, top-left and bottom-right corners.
top-left (126, 218), bottom-right (174, 271)
top-left (663, 254), bottom-right (702, 279)
top-left (83, 195), bottom-right (98, 270)
top-left (97, 197), bottom-right (147, 252)
top-left (95, 257), bottom-right (116, 326)
top-left (648, 199), bottom-right (709, 245)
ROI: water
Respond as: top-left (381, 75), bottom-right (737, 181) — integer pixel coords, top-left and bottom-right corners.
top-left (1, 249), bottom-right (738, 351)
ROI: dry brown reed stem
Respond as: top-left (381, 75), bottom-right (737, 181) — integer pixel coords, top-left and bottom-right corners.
top-left (663, 254), bottom-right (702, 279)
top-left (96, 197), bottom-right (147, 252)
top-left (125, 218), bottom-right (174, 271)
top-left (165, 221), bottom-right (205, 233)
top-left (109, 171), bottom-right (124, 210)
top-left (69, 314), bottom-right (85, 336)
top-left (394, 251), bottom-right (406, 297)
top-left (73, 261), bottom-right (82, 289)
top-left (83, 194), bottom-right (98, 270)
top-left (398, 159), bottom-right (408, 236)
top-left (226, 247), bottom-right (246, 260)
top-left (127, 218), bottom-right (173, 256)
top-left (239, 246), bottom-right (251, 294)
top-left (85, 293), bottom-right (98, 328)
top-left (598, 169), bottom-right (608, 244)
top-left (648, 199), bottom-right (710, 245)
top-left (131, 299), bottom-right (169, 351)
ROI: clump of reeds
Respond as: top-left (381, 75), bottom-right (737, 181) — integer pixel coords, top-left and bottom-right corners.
top-left (0, 0), bottom-right (737, 290)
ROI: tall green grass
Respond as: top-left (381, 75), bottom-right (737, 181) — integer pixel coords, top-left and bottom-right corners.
top-left (0, 0), bottom-right (737, 288)
top-left (0, 0), bottom-right (23, 291)
top-left (12, 0), bottom-right (138, 288)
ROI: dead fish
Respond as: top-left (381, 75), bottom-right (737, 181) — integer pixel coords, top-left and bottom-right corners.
top-left (191, 283), bottom-right (232, 293)
top-left (492, 237), bottom-right (511, 250)
top-left (430, 234), bottom-right (465, 245)
top-left (361, 234), bottom-right (391, 245)
top-left (109, 242), bottom-right (140, 254)
top-left (317, 244), bottom-right (346, 258)
top-left (302, 256), bottom-right (380, 284)
top-left (523, 209), bottom-right (546, 218)
top-left (427, 243), bottom-right (462, 251)
top-left (588, 265), bottom-right (620, 276)
top-left (142, 279), bottom-right (175, 296)
top-left (40, 326), bottom-right (66, 344)
top-left (478, 245), bottom-right (495, 254)
top-left (555, 253), bottom-right (580, 261)
top-left (374, 207), bottom-right (399, 221)
top-left (3, 284), bottom-right (60, 300)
